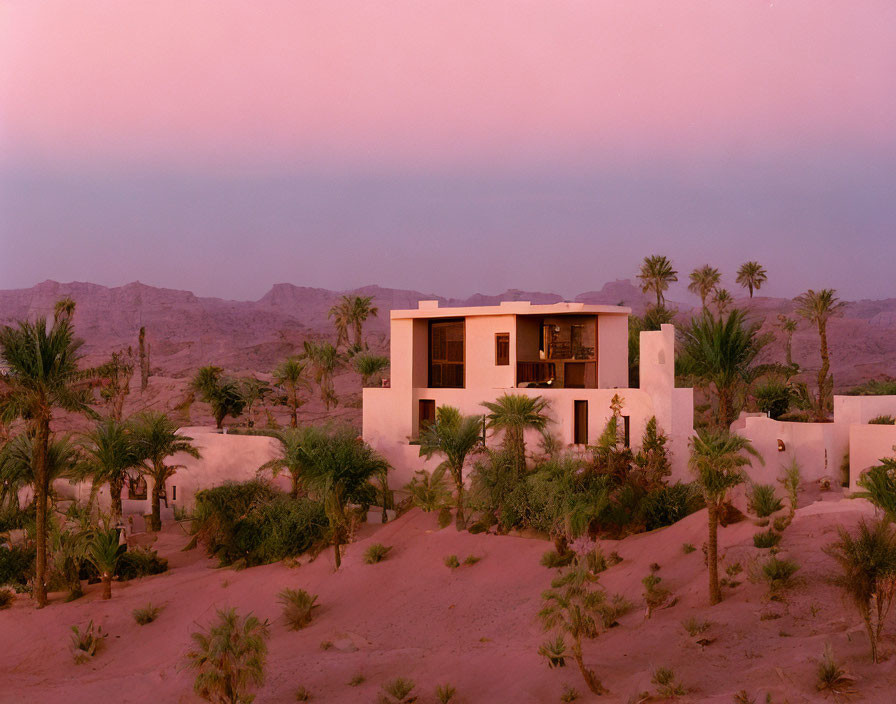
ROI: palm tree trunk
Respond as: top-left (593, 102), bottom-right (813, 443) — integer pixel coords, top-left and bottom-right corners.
top-left (290, 394), bottom-right (298, 428)
top-left (101, 573), bottom-right (112, 600)
top-left (150, 477), bottom-right (162, 531)
top-left (110, 475), bottom-right (124, 524)
top-left (33, 417), bottom-right (50, 608)
top-left (572, 638), bottom-right (606, 695)
top-left (455, 474), bottom-right (466, 530)
top-left (291, 472), bottom-right (300, 498)
top-left (707, 502), bottom-right (721, 605)
top-left (333, 533), bottom-right (342, 569)
top-left (215, 412), bottom-right (224, 430)
top-left (816, 322), bottom-right (830, 421)
top-left (785, 335), bottom-right (793, 367)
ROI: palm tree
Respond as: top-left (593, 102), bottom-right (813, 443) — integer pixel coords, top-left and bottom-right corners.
top-left (688, 265), bottom-right (722, 310)
top-left (775, 314), bottom-right (799, 367)
top-left (689, 429), bottom-right (760, 605)
top-left (712, 288), bottom-right (734, 315)
top-left (272, 356), bottom-right (310, 428)
top-left (0, 433), bottom-right (82, 512)
top-left (0, 309), bottom-right (95, 607)
top-left (482, 394), bottom-right (550, 478)
top-left (794, 289), bottom-right (845, 421)
top-left (736, 261), bottom-right (768, 298)
top-left (186, 608), bottom-right (270, 704)
top-left (238, 377), bottom-right (270, 428)
top-left (679, 309), bottom-right (768, 428)
top-left (79, 418), bottom-right (139, 523)
top-left (825, 519), bottom-right (896, 663)
top-left (302, 341), bottom-right (344, 411)
top-left (328, 297), bottom-right (353, 349)
top-left (349, 295), bottom-right (379, 348)
top-left (352, 353), bottom-right (389, 387)
top-left (191, 366), bottom-right (246, 429)
top-left (257, 426), bottom-right (326, 497)
top-left (86, 527), bottom-right (126, 600)
top-left (131, 411), bottom-right (201, 531)
top-left (637, 255), bottom-right (678, 308)
top-left (96, 349), bottom-right (135, 421)
top-left (300, 426), bottom-right (389, 568)
top-left (418, 406), bottom-right (482, 529)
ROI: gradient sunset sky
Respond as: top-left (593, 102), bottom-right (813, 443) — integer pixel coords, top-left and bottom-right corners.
top-left (2, 1), bottom-right (895, 301)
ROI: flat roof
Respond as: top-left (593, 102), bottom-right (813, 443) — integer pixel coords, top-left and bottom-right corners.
top-left (390, 300), bottom-right (631, 320)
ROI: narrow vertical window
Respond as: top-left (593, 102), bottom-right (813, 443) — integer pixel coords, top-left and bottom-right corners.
top-left (495, 333), bottom-right (510, 365)
top-left (172, 485), bottom-right (177, 501)
top-left (622, 415), bottom-right (631, 448)
top-left (419, 399), bottom-right (436, 436)
top-left (574, 400), bottom-right (588, 445)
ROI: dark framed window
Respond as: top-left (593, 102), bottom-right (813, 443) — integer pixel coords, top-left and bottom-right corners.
top-left (495, 333), bottom-right (510, 366)
top-left (429, 319), bottom-right (465, 388)
top-left (574, 400), bottom-right (588, 445)
top-left (128, 475), bottom-right (147, 500)
top-left (419, 399), bottom-right (436, 436)
top-left (622, 415), bottom-right (630, 448)
top-left (172, 485), bottom-right (177, 501)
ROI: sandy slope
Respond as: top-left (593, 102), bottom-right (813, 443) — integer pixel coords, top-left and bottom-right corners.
top-left (2, 498), bottom-right (895, 703)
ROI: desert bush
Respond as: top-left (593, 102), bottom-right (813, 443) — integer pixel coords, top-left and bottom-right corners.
top-left (463, 555), bottom-right (481, 566)
top-left (869, 415), bottom-right (896, 425)
top-left (772, 516), bottom-right (789, 532)
top-left (584, 549), bottom-right (606, 574)
top-left (132, 603), bottom-right (162, 625)
top-left (186, 608), bottom-right (270, 704)
top-left (856, 460), bottom-right (896, 523)
top-left (541, 550), bottom-right (575, 569)
top-left (435, 683), bottom-right (456, 703)
top-left (191, 481), bottom-right (327, 567)
top-left (0, 543), bottom-right (35, 589)
top-left (347, 673), bottom-right (365, 686)
top-left (753, 530), bottom-right (782, 549)
top-left (538, 633), bottom-right (568, 668)
top-left (754, 380), bottom-right (792, 419)
top-left (747, 484), bottom-right (783, 518)
top-left (825, 519), bottom-right (896, 663)
top-left (117, 546), bottom-right (168, 580)
top-left (681, 616), bottom-right (711, 636)
top-left (70, 620), bottom-right (106, 664)
top-left (682, 543), bottom-right (696, 554)
top-left (560, 685), bottom-right (580, 702)
top-left (0, 587), bottom-right (14, 609)
top-left (363, 543), bottom-right (392, 564)
top-left (444, 555), bottom-right (460, 569)
top-left (643, 482), bottom-right (704, 531)
top-left (642, 574), bottom-right (672, 616)
top-left (777, 458), bottom-right (801, 527)
top-left (594, 591), bottom-right (632, 628)
top-left (381, 677), bottom-right (415, 703)
top-left (816, 643), bottom-right (856, 695)
top-left (405, 467), bottom-right (452, 512)
top-left (294, 685), bottom-right (311, 701)
top-left (846, 378), bottom-right (896, 396)
top-left (651, 667), bottom-right (686, 697)
top-left (755, 556), bottom-right (799, 596)
top-left (732, 691), bottom-right (755, 704)
top-left (279, 588), bottom-right (319, 630)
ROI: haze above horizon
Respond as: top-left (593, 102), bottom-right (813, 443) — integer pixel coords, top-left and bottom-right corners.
top-left (2, 1), bottom-right (895, 301)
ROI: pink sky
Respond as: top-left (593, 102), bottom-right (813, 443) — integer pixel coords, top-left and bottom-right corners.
top-left (1, 2), bottom-right (895, 300)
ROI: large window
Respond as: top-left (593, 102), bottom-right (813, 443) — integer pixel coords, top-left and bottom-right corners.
top-left (495, 333), bottom-right (510, 366)
top-left (429, 319), bottom-right (465, 388)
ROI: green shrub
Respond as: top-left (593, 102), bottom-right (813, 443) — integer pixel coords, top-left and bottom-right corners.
top-left (294, 685), bottom-right (312, 701)
top-left (405, 468), bottom-right (452, 512)
top-left (754, 380), bottom-right (792, 419)
top-left (757, 556), bottom-right (799, 594)
top-left (0, 543), bottom-right (35, 588)
top-left (117, 547), bottom-right (168, 580)
top-left (0, 587), bottom-right (14, 609)
top-left (71, 620), bottom-right (106, 664)
top-left (363, 543), bottom-right (392, 564)
top-left (753, 530), bottom-right (782, 549)
top-left (133, 603), bottom-right (162, 625)
top-left (681, 616), bottom-right (711, 636)
top-left (191, 481), bottom-right (327, 567)
top-left (682, 543), bottom-right (696, 554)
top-left (382, 677), bottom-right (415, 702)
top-left (845, 378), bottom-right (896, 396)
top-left (278, 588), bottom-right (319, 630)
top-left (816, 643), bottom-right (855, 695)
top-left (444, 555), bottom-right (460, 569)
top-left (435, 683), bottom-right (456, 703)
top-left (560, 685), bottom-right (581, 702)
top-left (651, 667), bottom-right (686, 697)
top-left (540, 550), bottom-right (575, 569)
top-left (538, 633), bottom-right (568, 668)
top-left (748, 483), bottom-right (783, 518)
top-left (463, 555), bottom-right (481, 566)
top-left (772, 516), bottom-right (789, 532)
top-left (643, 482), bottom-right (703, 530)
top-left (868, 415), bottom-right (896, 425)
top-left (347, 673), bottom-right (365, 686)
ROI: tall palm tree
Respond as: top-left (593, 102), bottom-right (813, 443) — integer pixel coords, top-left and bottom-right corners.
top-left (328, 296), bottom-right (354, 349)
top-left (272, 356), bottom-right (310, 428)
top-left (300, 426), bottom-right (389, 568)
top-left (775, 314), bottom-right (798, 367)
top-left (79, 418), bottom-right (139, 523)
top-left (352, 353), bottom-right (389, 387)
top-left (349, 295), bottom-right (378, 348)
top-left (238, 377), bottom-right (270, 428)
top-left (687, 265), bottom-right (722, 310)
top-left (96, 349), bottom-right (134, 421)
top-left (712, 288), bottom-right (734, 315)
top-left (0, 433), bottom-right (82, 512)
top-left (257, 425), bottom-right (326, 497)
top-left (191, 366), bottom-right (246, 429)
top-left (678, 309), bottom-right (768, 428)
top-left (0, 310), bottom-right (95, 607)
top-left (131, 411), bottom-right (201, 531)
top-left (689, 429), bottom-right (760, 605)
top-left (794, 289), bottom-right (845, 421)
top-left (302, 341), bottom-right (344, 411)
top-left (418, 406), bottom-right (483, 529)
top-left (637, 255), bottom-right (678, 308)
top-left (736, 261), bottom-right (768, 298)
top-left (482, 394), bottom-right (550, 478)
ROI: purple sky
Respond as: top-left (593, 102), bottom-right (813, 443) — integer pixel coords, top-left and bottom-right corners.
top-left (2, 1), bottom-right (895, 302)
